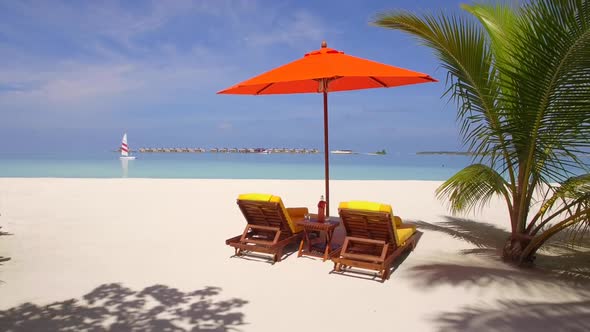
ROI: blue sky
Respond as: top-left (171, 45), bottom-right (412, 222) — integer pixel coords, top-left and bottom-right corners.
top-left (0, 0), bottom-right (468, 154)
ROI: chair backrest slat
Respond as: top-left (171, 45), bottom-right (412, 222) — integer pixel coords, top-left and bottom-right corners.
top-left (339, 209), bottom-right (399, 253)
top-left (238, 200), bottom-right (293, 236)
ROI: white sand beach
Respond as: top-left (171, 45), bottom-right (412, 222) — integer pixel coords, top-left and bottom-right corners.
top-left (0, 178), bottom-right (588, 331)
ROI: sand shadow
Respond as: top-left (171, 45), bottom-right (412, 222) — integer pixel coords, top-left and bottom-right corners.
top-left (0, 226), bottom-right (11, 279)
top-left (0, 283), bottom-right (248, 331)
top-left (407, 218), bottom-right (590, 331)
top-left (410, 216), bottom-right (590, 283)
top-left (412, 217), bottom-right (507, 256)
top-left (434, 299), bottom-right (590, 332)
top-left (405, 260), bottom-right (590, 292)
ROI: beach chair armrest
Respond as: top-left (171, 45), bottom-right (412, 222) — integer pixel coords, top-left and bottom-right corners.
top-left (245, 224), bottom-right (280, 232)
top-left (239, 224), bottom-right (282, 246)
top-left (340, 236), bottom-right (389, 263)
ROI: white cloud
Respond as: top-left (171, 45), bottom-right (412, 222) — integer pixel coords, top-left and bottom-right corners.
top-left (217, 121), bottom-right (233, 131)
top-left (0, 0), bottom-right (328, 111)
top-left (0, 59), bottom-right (238, 110)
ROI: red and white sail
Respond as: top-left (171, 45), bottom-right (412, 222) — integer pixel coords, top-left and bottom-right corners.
top-left (121, 133), bottom-right (130, 157)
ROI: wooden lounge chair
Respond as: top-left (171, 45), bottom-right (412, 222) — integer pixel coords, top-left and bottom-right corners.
top-left (331, 201), bottom-right (418, 281)
top-left (226, 193), bottom-right (308, 263)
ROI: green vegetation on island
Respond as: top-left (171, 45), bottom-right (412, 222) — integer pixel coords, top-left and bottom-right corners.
top-left (375, 149), bottom-right (387, 155)
top-left (376, 0), bottom-right (590, 266)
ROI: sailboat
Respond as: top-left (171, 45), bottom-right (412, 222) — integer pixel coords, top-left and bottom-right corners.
top-left (120, 133), bottom-right (136, 160)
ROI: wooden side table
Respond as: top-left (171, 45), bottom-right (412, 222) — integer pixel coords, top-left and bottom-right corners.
top-left (296, 216), bottom-right (340, 261)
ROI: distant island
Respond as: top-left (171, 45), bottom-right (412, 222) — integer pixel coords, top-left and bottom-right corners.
top-left (416, 151), bottom-right (476, 156)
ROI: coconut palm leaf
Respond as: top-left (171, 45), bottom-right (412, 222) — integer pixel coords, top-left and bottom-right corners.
top-left (530, 174), bottom-right (590, 234)
top-left (436, 164), bottom-right (511, 215)
top-left (494, 0), bottom-right (590, 231)
top-left (498, 0), bottom-right (590, 185)
top-left (373, 12), bottom-right (507, 164)
top-left (461, 3), bottom-right (517, 67)
top-left (525, 205), bottom-right (590, 261)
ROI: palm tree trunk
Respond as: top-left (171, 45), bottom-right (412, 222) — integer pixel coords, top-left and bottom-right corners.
top-left (502, 232), bottom-right (535, 265)
top-left (503, 171), bottom-right (535, 264)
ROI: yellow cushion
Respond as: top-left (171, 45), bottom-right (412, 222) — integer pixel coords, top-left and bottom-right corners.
top-left (338, 201), bottom-right (392, 213)
top-left (339, 200), bottom-right (415, 244)
top-left (338, 200), bottom-right (402, 226)
top-left (396, 226), bottom-right (416, 245)
top-left (238, 193), bottom-right (274, 201)
top-left (238, 193), bottom-right (301, 233)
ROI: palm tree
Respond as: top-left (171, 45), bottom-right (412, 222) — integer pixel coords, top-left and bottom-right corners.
top-left (375, 0), bottom-right (590, 265)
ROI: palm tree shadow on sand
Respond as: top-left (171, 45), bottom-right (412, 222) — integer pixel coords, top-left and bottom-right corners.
top-left (0, 226), bottom-right (12, 282)
top-left (436, 299), bottom-right (590, 332)
top-left (0, 283), bottom-right (248, 331)
top-left (412, 216), bottom-right (590, 283)
top-left (407, 217), bottom-right (590, 332)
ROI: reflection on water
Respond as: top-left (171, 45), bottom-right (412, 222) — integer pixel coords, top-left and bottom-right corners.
top-left (120, 158), bottom-right (129, 178)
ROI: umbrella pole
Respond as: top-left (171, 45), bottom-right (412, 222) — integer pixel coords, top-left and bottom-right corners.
top-left (323, 91), bottom-right (330, 217)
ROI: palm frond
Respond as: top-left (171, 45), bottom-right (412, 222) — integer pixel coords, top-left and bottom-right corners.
top-left (373, 11), bottom-right (506, 165)
top-left (498, 0), bottom-right (590, 186)
top-left (530, 173), bottom-right (590, 235)
top-left (461, 2), bottom-right (518, 66)
top-left (436, 164), bottom-right (511, 215)
top-left (525, 205), bottom-right (590, 260)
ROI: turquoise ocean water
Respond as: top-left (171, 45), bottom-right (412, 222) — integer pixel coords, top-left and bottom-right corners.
top-left (0, 152), bottom-right (471, 180)
top-left (0, 152), bottom-right (475, 180)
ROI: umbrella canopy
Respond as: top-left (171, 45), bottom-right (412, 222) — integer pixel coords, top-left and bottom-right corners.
top-left (218, 41), bottom-right (437, 216)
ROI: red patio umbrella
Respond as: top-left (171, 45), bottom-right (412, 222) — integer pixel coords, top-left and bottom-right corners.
top-left (218, 41), bottom-right (437, 216)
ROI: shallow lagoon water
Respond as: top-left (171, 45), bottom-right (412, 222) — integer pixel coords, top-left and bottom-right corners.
top-left (0, 152), bottom-right (471, 180)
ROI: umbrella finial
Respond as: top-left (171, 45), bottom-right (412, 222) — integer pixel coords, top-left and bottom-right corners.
top-left (321, 40), bottom-right (327, 48)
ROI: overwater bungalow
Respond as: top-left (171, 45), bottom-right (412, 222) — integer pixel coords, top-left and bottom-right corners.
top-left (135, 146), bottom-right (320, 154)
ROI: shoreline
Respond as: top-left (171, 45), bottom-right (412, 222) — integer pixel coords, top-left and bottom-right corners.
top-left (0, 178), bottom-right (453, 186)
